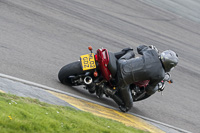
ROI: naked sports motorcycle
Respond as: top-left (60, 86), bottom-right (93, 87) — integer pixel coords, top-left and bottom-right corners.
top-left (58, 46), bottom-right (173, 111)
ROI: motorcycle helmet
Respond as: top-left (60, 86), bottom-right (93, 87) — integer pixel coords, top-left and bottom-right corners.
top-left (160, 50), bottom-right (178, 72)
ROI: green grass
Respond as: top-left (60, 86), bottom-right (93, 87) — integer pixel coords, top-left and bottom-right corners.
top-left (0, 92), bottom-right (148, 133)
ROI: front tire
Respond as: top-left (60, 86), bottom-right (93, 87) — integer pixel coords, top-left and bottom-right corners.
top-left (58, 61), bottom-right (84, 85)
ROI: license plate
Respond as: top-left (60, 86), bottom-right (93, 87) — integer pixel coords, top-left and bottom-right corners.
top-left (80, 53), bottom-right (96, 71)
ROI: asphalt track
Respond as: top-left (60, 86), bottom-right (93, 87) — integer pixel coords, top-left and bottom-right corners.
top-left (0, 0), bottom-right (199, 132)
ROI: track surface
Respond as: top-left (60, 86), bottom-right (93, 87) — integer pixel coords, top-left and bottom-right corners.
top-left (0, 0), bottom-right (199, 132)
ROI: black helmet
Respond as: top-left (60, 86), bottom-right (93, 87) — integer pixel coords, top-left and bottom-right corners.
top-left (160, 50), bottom-right (178, 72)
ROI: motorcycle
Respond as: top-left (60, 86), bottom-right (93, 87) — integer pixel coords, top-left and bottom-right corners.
top-left (58, 46), bottom-right (173, 112)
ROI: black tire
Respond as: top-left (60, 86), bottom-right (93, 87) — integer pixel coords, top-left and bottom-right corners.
top-left (58, 61), bottom-right (84, 85)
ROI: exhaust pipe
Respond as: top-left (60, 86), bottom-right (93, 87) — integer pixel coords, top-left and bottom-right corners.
top-left (84, 76), bottom-right (95, 93)
top-left (84, 76), bottom-right (93, 85)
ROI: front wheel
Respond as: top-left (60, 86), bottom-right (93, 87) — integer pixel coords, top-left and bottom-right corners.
top-left (58, 61), bottom-right (84, 85)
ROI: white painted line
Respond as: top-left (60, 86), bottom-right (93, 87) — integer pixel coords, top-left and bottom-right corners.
top-left (0, 73), bottom-right (192, 133)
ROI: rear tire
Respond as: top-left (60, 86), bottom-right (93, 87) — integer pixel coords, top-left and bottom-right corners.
top-left (58, 61), bottom-right (84, 85)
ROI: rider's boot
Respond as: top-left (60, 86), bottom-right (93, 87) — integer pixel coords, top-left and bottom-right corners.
top-left (119, 105), bottom-right (129, 112)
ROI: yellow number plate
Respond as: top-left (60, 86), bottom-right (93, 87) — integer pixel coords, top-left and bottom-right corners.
top-left (80, 53), bottom-right (96, 71)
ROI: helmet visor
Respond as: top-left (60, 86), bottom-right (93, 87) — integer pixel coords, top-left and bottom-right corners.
top-left (170, 67), bottom-right (175, 71)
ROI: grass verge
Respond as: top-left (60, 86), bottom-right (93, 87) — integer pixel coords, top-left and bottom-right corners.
top-left (0, 92), bottom-right (148, 133)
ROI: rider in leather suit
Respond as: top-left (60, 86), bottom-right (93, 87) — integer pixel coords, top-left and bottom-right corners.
top-left (106, 45), bottom-right (178, 112)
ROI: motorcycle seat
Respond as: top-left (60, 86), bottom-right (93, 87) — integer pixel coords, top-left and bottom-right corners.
top-left (108, 52), bottom-right (118, 78)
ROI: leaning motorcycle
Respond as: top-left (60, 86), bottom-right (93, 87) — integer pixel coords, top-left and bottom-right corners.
top-left (58, 46), bottom-right (173, 112)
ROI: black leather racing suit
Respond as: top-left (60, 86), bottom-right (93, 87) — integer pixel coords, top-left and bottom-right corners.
top-left (116, 45), bottom-right (165, 111)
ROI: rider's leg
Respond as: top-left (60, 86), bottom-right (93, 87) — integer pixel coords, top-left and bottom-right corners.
top-left (115, 48), bottom-right (135, 59)
top-left (105, 75), bottom-right (133, 112)
top-left (119, 50), bottom-right (135, 60)
top-left (104, 49), bottom-right (134, 112)
top-left (114, 55), bottom-right (134, 112)
top-left (118, 84), bottom-right (133, 112)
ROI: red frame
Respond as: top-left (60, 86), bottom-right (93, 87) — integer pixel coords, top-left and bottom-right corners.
top-left (96, 49), bottom-right (112, 81)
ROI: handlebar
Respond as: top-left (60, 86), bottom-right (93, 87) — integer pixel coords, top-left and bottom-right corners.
top-left (158, 73), bottom-right (173, 92)
top-left (163, 73), bottom-right (173, 83)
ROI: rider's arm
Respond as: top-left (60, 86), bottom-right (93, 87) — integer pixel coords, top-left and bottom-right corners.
top-left (145, 80), bottom-right (160, 95)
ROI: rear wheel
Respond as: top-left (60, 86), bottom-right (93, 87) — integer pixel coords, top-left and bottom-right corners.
top-left (58, 61), bottom-right (84, 85)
